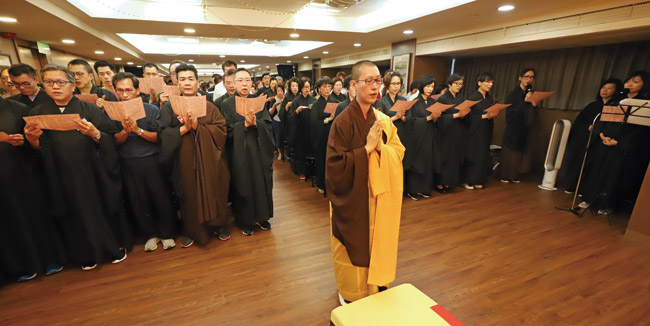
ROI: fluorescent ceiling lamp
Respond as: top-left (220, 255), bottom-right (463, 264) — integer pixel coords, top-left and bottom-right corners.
top-left (115, 57), bottom-right (122, 61)
top-left (323, 51), bottom-right (329, 54)
top-left (62, 39), bottom-right (75, 44)
top-left (498, 5), bottom-right (515, 11)
top-left (188, 59), bottom-right (194, 62)
top-left (127, 62), bottom-right (134, 65)
top-left (95, 50), bottom-right (104, 54)
top-left (290, 33), bottom-right (300, 38)
top-left (355, 0), bottom-right (475, 32)
top-left (0, 17), bottom-right (17, 23)
top-left (353, 43), bottom-right (361, 47)
top-left (184, 28), bottom-right (195, 33)
top-left (403, 29), bottom-right (414, 35)
top-left (118, 34), bottom-right (331, 57)
top-left (219, 55), bottom-right (226, 58)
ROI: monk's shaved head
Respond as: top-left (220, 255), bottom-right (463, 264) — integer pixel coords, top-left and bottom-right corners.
top-left (351, 60), bottom-right (377, 81)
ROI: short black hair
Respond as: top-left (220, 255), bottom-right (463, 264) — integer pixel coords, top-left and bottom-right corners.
top-left (409, 80), bottom-right (419, 92)
top-left (143, 62), bottom-right (158, 71)
top-left (343, 76), bottom-right (352, 89)
top-left (298, 77), bottom-right (311, 91)
top-left (94, 60), bottom-right (117, 73)
top-left (222, 60), bottom-right (237, 71)
top-left (68, 59), bottom-right (94, 74)
top-left (8, 64), bottom-right (37, 78)
top-left (520, 68), bottom-right (536, 77)
top-left (598, 78), bottom-right (623, 101)
top-left (224, 70), bottom-right (235, 79)
top-left (262, 72), bottom-right (270, 78)
top-left (624, 70), bottom-right (650, 98)
top-left (288, 77), bottom-right (300, 94)
top-left (446, 73), bottom-right (464, 87)
top-left (112, 71), bottom-right (139, 89)
top-left (315, 76), bottom-right (333, 89)
top-left (332, 77), bottom-right (343, 87)
top-left (175, 63), bottom-right (198, 79)
top-left (475, 72), bottom-right (494, 89)
top-left (276, 83), bottom-right (285, 93)
top-left (417, 74), bottom-right (436, 94)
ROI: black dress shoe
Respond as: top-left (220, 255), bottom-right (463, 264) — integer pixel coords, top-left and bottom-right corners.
top-left (434, 187), bottom-right (445, 194)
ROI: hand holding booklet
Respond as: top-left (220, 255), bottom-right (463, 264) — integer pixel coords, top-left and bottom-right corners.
top-left (526, 91), bottom-right (554, 103)
top-left (23, 114), bottom-right (82, 131)
top-left (324, 102), bottom-right (339, 115)
top-left (103, 97), bottom-right (147, 122)
top-left (235, 95), bottom-right (267, 117)
top-left (138, 76), bottom-right (165, 95)
top-left (456, 100), bottom-right (481, 115)
top-left (389, 99), bottom-right (418, 112)
top-left (75, 94), bottom-right (99, 104)
top-left (169, 95), bottom-right (207, 120)
top-left (484, 103), bottom-right (511, 116)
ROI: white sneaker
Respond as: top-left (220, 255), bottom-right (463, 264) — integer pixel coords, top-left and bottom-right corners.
top-left (277, 155), bottom-right (283, 161)
top-left (578, 201), bottom-right (590, 209)
top-left (81, 264), bottom-right (97, 271)
top-left (464, 184), bottom-right (475, 190)
top-left (112, 248), bottom-right (127, 264)
top-left (144, 237), bottom-right (159, 252)
top-left (161, 238), bottom-right (176, 250)
top-left (597, 209), bottom-right (610, 215)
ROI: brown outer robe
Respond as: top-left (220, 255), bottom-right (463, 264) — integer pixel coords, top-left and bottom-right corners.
top-left (159, 100), bottom-right (230, 245)
top-left (325, 98), bottom-right (379, 267)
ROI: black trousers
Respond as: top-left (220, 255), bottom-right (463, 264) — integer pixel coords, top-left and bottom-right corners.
top-left (121, 154), bottom-right (176, 239)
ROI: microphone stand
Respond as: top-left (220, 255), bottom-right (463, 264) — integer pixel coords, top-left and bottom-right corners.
top-left (554, 113), bottom-right (601, 217)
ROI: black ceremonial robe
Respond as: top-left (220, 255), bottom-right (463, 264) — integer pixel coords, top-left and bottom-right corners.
top-left (288, 94), bottom-right (316, 176)
top-left (74, 85), bottom-right (118, 102)
top-left (404, 95), bottom-right (435, 195)
top-left (464, 91), bottom-right (494, 186)
top-left (436, 91), bottom-right (465, 188)
top-left (220, 94), bottom-right (275, 227)
top-left (310, 96), bottom-right (339, 190)
top-left (9, 88), bottom-right (52, 109)
top-left (29, 97), bottom-right (124, 265)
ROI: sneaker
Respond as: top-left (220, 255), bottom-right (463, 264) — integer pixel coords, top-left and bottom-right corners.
top-left (317, 188), bottom-right (325, 194)
top-left (418, 192), bottom-right (431, 199)
top-left (378, 286), bottom-right (388, 292)
top-left (500, 179), bottom-right (510, 183)
top-left (112, 248), bottom-right (127, 264)
top-left (299, 175), bottom-right (306, 180)
top-left (578, 201), bottom-right (590, 209)
top-left (18, 273), bottom-right (37, 282)
top-left (45, 264), bottom-right (63, 276)
top-left (161, 238), bottom-right (176, 250)
top-left (257, 221), bottom-right (271, 231)
top-left (81, 264), bottom-right (97, 271)
top-left (511, 179), bottom-right (521, 184)
top-left (242, 226), bottom-right (254, 236)
top-left (277, 155), bottom-right (283, 161)
top-left (338, 292), bottom-right (350, 306)
top-left (144, 237), bottom-right (160, 252)
top-left (407, 193), bottom-right (421, 201)
top-left (216, 227), bottom-right (231, 241)
top-left (564, 189), bottom-right (575, 194)
top-left (597, 209), bottom-right (611, 215)
top-left (181, 236), bottom-right (194, 248)
top-left (464, 184), bottom-right (475, 190)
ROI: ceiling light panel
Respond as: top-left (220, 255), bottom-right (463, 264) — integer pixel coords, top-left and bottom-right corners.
top-left (118, 34), bottom-right (331, 57)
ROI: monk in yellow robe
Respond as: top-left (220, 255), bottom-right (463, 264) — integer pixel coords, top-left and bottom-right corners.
top-left (325, 60), bottom-right (405, 304)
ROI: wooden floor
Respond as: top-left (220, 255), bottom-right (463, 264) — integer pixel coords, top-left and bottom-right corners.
top-left (2, 160), bottom-right (650, 326)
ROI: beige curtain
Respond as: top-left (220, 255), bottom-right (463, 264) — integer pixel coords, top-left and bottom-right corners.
top-left (452, 41), bottom-right (650, 110)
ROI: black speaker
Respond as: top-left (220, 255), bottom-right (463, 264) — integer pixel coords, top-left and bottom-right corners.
top-left (276, 64), bottom-right (295, 80)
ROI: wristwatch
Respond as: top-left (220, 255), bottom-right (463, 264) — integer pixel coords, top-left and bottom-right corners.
top-left (138, 128), bottom-right (144, 135)
top-left (95, 131), bottom-right (102, 140)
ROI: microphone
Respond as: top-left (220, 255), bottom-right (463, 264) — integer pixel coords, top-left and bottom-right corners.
top-left (620, 88), bottom-right (630, 97)
top-left (525, 84), bottom-right (533, 94)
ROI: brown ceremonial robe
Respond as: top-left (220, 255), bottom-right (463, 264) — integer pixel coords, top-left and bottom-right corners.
top-left (159, 99), bottom-right (230, 245)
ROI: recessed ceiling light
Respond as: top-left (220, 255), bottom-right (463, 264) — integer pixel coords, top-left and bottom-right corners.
top-left (323, 51), bottom-right (329, 54)
top-left (115, 57), bottom-right (122, 61)
top-left (303, 56), bottom-right (309, 59)
top-left (353, 43), bottom-right (362, 47)
top-left (94, 50), bottom-right (104, 54)
top-left (188, 59), bottom-right (194, 62)
top-left (127, 62), bottom-right (134, 65)
top-left (290, 33), bottom-right (300, 38)
top-left (498, 5), bottom-right (515, 11)
top-left (62, 39), bottom-right (75, 44)
top-left (403, 29), bottom-right (414, 35)
top-left (0, 17), bottom-right (18, 23)
top-left (136, 65), bottom-right (142, 68)
top-left (184, 28), bottom-right (195, 33)
top-left (212, 62), bottom-right (217, 65)
top-left (219, 55), bottom-right (226, 58)
top-left (287, 60), bottom-right (292, 63)
top-left (240, 60), bottom-right (246, 63)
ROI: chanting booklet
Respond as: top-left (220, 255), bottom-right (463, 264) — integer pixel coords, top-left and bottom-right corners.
top-left (431, 94), bottom-right (443, 101)
top-left (75, 94), bottom-right (99, 104)
top-left (103, 97), bottom-right (147, 122)
top-left (456, 100), bottom-right (481, 115)
top-left (426, 102), bottom-right (454, 115)
top-left (138, 77), bottom-right (166, 94)
top-left (169, 95), bottom-right (207, 120)
top-left (324, 102), bottom-right (339, 115)
top-left (235, 95), bottom-right (267, 116)
top-left (23, 114), bottom-right (81, 131)
top-left (484, 103), bottom-right (511, 116)
top-left (389, 99), bottom-right (418, 112)
top-left (526, 91), bottom-right (554, 103)
top-left (163, 85), bottom-right (181, 96)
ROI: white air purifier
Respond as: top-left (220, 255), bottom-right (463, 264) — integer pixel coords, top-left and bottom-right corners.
top-left (539, 119), bottom-right (571, 190)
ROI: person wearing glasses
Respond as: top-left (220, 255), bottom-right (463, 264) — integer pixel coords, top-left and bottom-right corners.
top-left (68, 59), bottom-right (118, 108)
top-left (24, 64), bottom-right (127, 271)
top-left (278, 77), bottom-right (300, 161)
top-left (501, 68), bottom-right (537, 184)
top-left (8, 64), bottom-right (51, 109)
top-left (219, 68), bottom-right (275, 237)
top-left (330, 77), bottom-right (347, 102)
top-left (325, 60), bottom-right (405, 305)
top-left (1, 68), bottom-right (21, 98)
top-left (110, 72), bottom-right (177, 253)
top-left (464, 73), bottom-right (499, 190)
top-left (405, 74), bottom-right (438, 201)
top-left (436, 74), bottom-right (470, 193)
top-left (288, 77), bottom-right (317, 179)
top-left (159, 64), bottom-right (230, 246)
